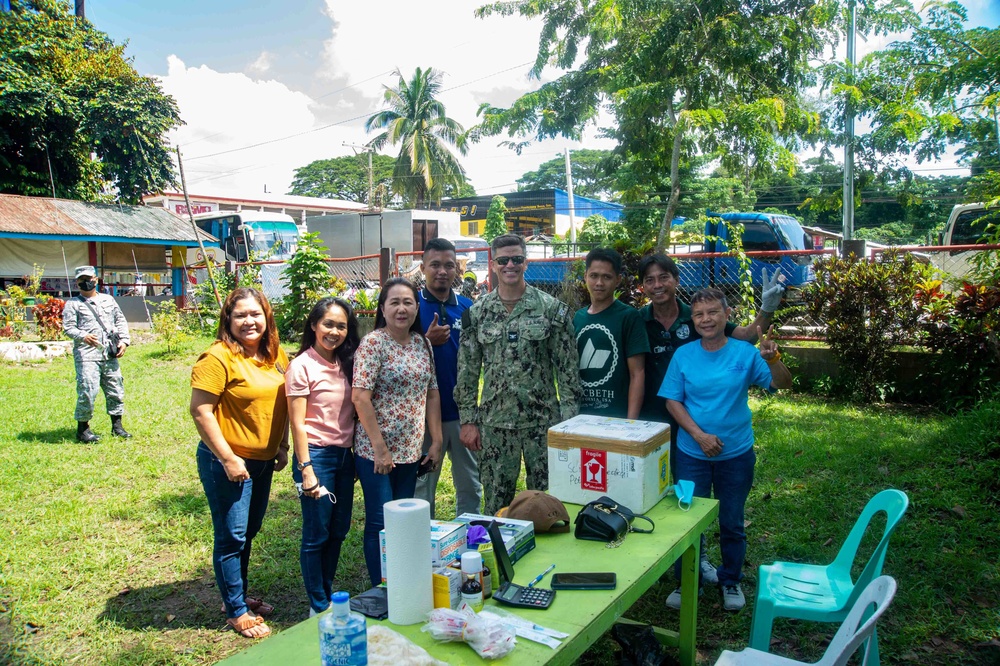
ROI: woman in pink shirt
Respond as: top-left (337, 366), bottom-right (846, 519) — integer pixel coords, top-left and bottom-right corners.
top-left (286, 297), bottom-right (360, 616)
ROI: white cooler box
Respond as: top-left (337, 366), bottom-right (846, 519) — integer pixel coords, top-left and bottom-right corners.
top-left (547, 415), bottom-right (671, 514)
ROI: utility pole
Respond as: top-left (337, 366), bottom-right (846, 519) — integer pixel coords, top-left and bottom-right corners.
top-left (842, 0), bottom-right (857, 244)
top-left (345, 142), bottom-right (375, 211)
top-left (565, 149), bottom-right (577, 248)
top-left (75, 0), bottom-right (84, 18)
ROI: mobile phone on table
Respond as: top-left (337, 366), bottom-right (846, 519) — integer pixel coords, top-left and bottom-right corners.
top-left (550, 572), bottom-right (617, 590)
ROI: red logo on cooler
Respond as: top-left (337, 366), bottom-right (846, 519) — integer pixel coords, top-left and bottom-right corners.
top-left (581, 449), bottom-right (607, 492)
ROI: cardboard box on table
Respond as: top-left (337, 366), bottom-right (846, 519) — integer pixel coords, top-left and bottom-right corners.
top-left (379, 520), bottom-right (466, 584)
top-left (454, 513), bottom-right (535, 563)
top-left (547, 415), bottom-right (671, 514)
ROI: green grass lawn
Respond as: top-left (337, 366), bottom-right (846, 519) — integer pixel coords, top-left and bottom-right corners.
top-left (1, 334), bottom-right (998, 664)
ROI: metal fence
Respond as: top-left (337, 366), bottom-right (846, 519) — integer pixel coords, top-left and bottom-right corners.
top-left (224, 242), bottom-right (998, 341)
top-left (869, 243), bottom-right (1000, 289)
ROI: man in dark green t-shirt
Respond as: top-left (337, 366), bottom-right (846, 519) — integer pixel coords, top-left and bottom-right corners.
top-left (573, 248), bottom-right (649, 419)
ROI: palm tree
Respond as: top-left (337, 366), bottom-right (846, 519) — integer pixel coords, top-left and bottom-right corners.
top-left (365, 67), bottom-right (468, 208)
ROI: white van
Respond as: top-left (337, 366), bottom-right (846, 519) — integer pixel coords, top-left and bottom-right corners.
top-left (937, 203), bottom-right (997, 279)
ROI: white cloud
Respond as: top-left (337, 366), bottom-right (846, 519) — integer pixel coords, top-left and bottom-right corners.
top-left (247, 51), bottom-right (273, 75)
top-left (158, 55), bottom-right (358, 196)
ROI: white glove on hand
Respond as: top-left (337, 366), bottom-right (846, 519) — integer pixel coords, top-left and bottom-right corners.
top-left (761, 268), bottom-right (785, 313)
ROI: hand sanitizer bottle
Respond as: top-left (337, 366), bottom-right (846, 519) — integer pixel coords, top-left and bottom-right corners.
top-left (318, 591), bottom-right (367, 665)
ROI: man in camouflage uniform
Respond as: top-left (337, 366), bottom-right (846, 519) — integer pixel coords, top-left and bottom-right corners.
top-left (455, 234), bottom-right (581, 515)
top-left (62, 265), bottom-right (132, 443)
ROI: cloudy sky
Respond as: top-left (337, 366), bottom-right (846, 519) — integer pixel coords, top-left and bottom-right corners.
top-left (85, 0), bottom-right (1000, 201)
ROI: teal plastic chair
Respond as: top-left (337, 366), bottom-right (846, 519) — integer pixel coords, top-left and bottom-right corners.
top-left (748, 489), bottom-right (909, 665)
top-left (718, 576), bottom-right (897, 665)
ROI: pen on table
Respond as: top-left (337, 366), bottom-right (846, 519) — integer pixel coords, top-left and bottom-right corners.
top-left (527, 564), bottom-right (556, 588)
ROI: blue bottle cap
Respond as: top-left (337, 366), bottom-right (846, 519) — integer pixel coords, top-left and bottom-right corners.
top-left (331, 591), bottom-right (350, 604)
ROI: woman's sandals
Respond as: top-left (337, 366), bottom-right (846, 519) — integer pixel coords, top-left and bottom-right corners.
top-left (227, 612), bottom-right (270, 638)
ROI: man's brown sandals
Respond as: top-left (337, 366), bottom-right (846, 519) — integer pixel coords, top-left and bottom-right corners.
top-left (227, 612), bottom-right (270, 638)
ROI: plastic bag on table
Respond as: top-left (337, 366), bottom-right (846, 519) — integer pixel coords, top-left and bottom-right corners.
top-left (422, 606), bottom-right (516, 659)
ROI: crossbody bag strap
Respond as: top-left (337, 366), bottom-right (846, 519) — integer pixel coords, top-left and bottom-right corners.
top-left (79, 296), bottom-right (111, 335)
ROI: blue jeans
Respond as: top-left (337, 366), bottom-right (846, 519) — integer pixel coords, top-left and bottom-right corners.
top-left (292, 445), bottom-right (356, 613)
top-left (673, 447), bottom-right (756, 587)
top-left (196, 442), bottom-right (274, 619)
top-left (355, 455), bottom-right (419, 587)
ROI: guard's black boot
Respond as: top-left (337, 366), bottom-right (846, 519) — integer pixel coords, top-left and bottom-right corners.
top-left (110, 415), bottom-right (132, 439)
top-left (77, 421), bottom-right (99, 443)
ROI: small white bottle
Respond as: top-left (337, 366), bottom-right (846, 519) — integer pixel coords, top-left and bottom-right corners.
top-left (318, 591), bottom-right (367, 666)
top-left (460, 551), bottom-right (484, 612)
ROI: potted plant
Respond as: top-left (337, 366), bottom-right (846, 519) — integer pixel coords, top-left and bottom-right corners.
top-left (22, 264), bottom-right (44, 306)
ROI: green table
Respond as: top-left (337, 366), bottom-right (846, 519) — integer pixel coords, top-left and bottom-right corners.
top-left (220, 496), bottom-right (719, 665)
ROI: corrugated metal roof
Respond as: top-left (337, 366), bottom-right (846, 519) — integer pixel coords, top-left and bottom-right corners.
top-left (0, 194), bottom-right (215, 244)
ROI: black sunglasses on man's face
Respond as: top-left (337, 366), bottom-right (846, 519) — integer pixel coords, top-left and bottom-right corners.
top-left (494, 255), bottom-right (526, 266)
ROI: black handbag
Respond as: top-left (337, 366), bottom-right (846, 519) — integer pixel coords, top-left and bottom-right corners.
top-left (574, 496), bottom-right (655, 548)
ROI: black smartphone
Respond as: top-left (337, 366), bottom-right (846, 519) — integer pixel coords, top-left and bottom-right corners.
top-left (416, 456), bottom-right (434, 478)
top-left (550, 572), bottom-right (617, 590)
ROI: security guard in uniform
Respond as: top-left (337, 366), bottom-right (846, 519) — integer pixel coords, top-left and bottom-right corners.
top-left (455, 234), bottom-right (581, 515)
top-left (62, 265), bottom-right (132, 443)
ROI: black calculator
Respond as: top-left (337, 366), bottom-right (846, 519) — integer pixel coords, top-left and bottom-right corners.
top-left (482, 520), bottom-right (556, 610)
top-left (493, 581), bottom-right (555, 609)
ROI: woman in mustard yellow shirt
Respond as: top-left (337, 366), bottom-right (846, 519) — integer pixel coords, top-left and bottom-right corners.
top-left (190, 288), bottom-right (289, 639)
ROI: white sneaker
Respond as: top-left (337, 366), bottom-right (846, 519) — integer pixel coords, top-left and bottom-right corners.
top-left (700, 558), bottom-right (719, 586)
top-left (721, 584), bottom-right (745, 611)
top-left (308, 603), bottom-right (331, 618)
top-left (665, 586), bottom-right (703, 610)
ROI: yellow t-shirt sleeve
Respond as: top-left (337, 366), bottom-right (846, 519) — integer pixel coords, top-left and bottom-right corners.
top-left (191, 346), bottom-right (229, 395)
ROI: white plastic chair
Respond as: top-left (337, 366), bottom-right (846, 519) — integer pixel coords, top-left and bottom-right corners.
top-left (715, 576), bottom-right (897, 666)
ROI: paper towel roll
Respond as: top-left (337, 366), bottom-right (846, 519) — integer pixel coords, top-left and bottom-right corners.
top-left (384, 498), bottom-right (433, 625)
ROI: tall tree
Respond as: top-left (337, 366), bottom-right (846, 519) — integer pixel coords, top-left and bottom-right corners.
top-left (483, 195), bottom-right (508, 242)
top-left (833, 3), bottom-right (998, 199)
top-left (470, 0), bottom-right (882, 250)
top-left (365, 67), bottom-right (468, 208)
top-left (516, 149), bottom-right (618, 199)
top-left (289, 154), bottom-right (396, 204)
top-left (0, 0), bottom-right (182, 203)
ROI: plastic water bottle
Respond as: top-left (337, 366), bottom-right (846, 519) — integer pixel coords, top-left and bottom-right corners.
top-left (318, 591), bottom-right (367, 666)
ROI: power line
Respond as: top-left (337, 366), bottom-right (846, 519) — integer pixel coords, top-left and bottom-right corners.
top-left (185, 61), bottom-right (537, 163)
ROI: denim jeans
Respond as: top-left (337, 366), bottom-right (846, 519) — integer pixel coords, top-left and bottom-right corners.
top-left (196, 441), bottom-right (274, 619)
top-left (414, 420), bottom-right (482, 519)
top-left (673, 447), bottom-right (756, 587)
top-left (355, 455), bottom-right (419, 587)
top-left (292, 445), bottom-right (356, 613)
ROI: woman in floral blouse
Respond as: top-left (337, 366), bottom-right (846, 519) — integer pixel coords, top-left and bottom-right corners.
top-left (352, 277), bottom-right (443, 586)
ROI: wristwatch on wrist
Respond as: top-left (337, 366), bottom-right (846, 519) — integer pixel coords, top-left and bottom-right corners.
top-left (297, 460), bottom-right (313, 471)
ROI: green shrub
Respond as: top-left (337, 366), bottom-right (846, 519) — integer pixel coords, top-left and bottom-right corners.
top-left (805, 250), bottom-right (929, 403)
top-left (915, 279), bottom-right (1000, 411)
top-left (275, 233), bottom-right (342, 340)
top-left (151, 300), bottom-right (190, 355)
top-left (31, 297), bottom-right (65, 341)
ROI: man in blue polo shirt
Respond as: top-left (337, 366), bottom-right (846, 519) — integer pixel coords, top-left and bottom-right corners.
top-left (414, 237), bottom-right (483, 518)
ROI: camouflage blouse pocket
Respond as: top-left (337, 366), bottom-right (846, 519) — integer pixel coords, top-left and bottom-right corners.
top-left (478, 324), bottom-right (504, 345)
top-left (520, 318), bottom-right (551, 341)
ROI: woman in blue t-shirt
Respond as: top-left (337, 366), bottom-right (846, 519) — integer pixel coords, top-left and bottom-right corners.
top-left (659, 288), bottom-right (791, 612)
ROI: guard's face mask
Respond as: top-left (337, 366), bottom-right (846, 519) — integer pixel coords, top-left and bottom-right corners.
top-left (78, 279), bottom-right (97, 291)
